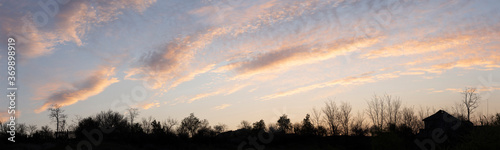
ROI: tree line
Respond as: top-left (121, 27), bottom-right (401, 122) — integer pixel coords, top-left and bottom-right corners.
top-left (1, 87), bottom-right (499, 149)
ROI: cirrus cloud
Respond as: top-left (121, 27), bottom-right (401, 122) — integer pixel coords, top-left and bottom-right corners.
top-left (35, 67), bottom-right (119, 113)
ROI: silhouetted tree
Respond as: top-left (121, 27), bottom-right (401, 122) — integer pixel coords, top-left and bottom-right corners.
top-left (33, 125), bottom-right (53, 140)
top-left (95, 110), bottom-right (128, 129)
top-left (461, 87), bottom-right (480, 121)
top-left (315, 125), bottom-right (328, 136)
top-left (131, 123), bottom-right (144, 134)
top-left (322, 99), bottom-right (339, 135)
top-left (94, 110), bottom-right (129, 138)
top-left (28, 125), bottom-right (37, 137)
top-left (300, 114), bottom-right (315, 136)
top-left (253, 119), bottom-right (266, 133)
top-left (292, 123), bottom-right (301, 134)
top-left (239, 120), bottom-right (252, 130)
top-left (338, 101), bottom-right (352, 135)
top-left (493, 113), bottom-right (500, 126)
top-left (311, 107), bottom-right (323, 127)
top-left (417, 105), bottom-right (432, 130)
top-left (351, 111), bottom-right (368, 136)
top-left (179, 113), bottom-right (201, 137)
top-left (142, 116), bottom-right (153, 134)
top-left (74, 117), bottom-right (99, 139)
top-left (277, 114), bottom-right (292, 133)
top-left (17, 123), bottom-right (27, 137)
top-left (151, 120), bottom-right (164, 135)
top-left (48, 104), bottom-right (67, 137)
top-left (213, 123), bottom-right (227, 134)
top-left (196, 119), bottom-right (214, 137)
top-left (401, 106), bottom-right (418, 133)
top-left (268, 124), bottom-right (278, 133)
top-left (127, 107), bottom-right (139, 126)
top-left (366, 94), bottom-right (386, 130)
top-left (385, 95), bottom-right (402, 125)
top-left (163, 117), bottom-right (178, 135)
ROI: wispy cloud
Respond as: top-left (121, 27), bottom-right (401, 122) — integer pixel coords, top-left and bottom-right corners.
top-left (411, 55), bottom-right (500, 74)
top-left (137, 101), bottom-right (160, 110)
top-left (125, 0), bottom-right (339, 89)
top-left (260, 71), bottom-right (373, 101)
top-left (0, 0), bottom-right (156, 58)
top-left (221, 37), bottom-right (381, 79)
top-left (212, 104), bottom-right (231, 110)
top-left (35, 67), bottom-right (119, 113)
top-left (188, 83), bottom-right (250, 103)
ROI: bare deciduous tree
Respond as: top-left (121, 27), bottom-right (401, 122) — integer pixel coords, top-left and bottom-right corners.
top-left (366, 94), bottom-right (385, 129)
top-left (178, 113), bottom-right (201, 137)
top-left (416, 105), bottom-right (431, 130)
top-left (214, 123), bottom-right (227, 133)
top-left (461, 87), bottom-right (480, 121)
top-left (338, 101), bottom-right (352, 135)
top-left (239, 120), bottom-right (252, 130)
top-left (48, 104), bottom-right (67, 136)
top-left (17, 123), bottom-right (27, 136)
top-left (451, 102), bottom-right (466, 118)
top-left (350, 111), bottom-right (367, 136)
top-left (385, 95), bottom-right (401, 125)
top-left (311, 107), bottom-right (323, 127)
top-left (402, 106), bottom-right (418, 133)
top-left (28, 125), bottom-right (37, 137)
top-left (322, 99), bottom-right (338, 135)
top-left (127, 107), bottom-right (140, 125)
top-left (163, 117), bottom-right (178, 134)
top-left (141, 116), bottom-right (154, 134)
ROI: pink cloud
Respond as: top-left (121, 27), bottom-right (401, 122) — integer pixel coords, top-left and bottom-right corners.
top-left (35, 67), bottom-right (119, 113)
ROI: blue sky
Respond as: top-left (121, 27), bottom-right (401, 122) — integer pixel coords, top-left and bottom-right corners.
top-left (1, 0), bottom-right (500, 130)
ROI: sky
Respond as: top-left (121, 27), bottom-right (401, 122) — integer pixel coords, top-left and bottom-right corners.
top-left (0, 0), bottom-right (500, 130)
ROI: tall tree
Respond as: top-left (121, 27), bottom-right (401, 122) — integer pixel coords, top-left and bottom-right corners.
top-left (461, 87), bottom-right (481, 121)
top-left (276, 114), bottom-right (292, 133)
top-left (141, 116), bottom-right (154, 134)
top-left (151, 120), bottom-right (163, 135)
top-left (179, 113), bottom-right (201, 137)
top-left (28, 125), bottom-right (37, 137)
top-left (322, 99), bottom-right (338, 135)
top-left (401, 106), bottom-right (418, 133)
top-left (338, 101), bottom-right (352, 135)
top-left (253, 119), bottom-right (266, 132)
top-left (311, 107), bottom-right (323, 127)
top-left (385, 94), bottom-right (402, 125)
top-left (301, 114), bottom-right (315, 135)
top-left (127, 107), bottom-right (139, 125)
top-left (48, 104), bottom-right (67, 136)
top-left (366, 94), bottom-right (385, 129)
top-left (94, 110), bottom-right (129, 133)
top-left (351, 111), bottom-right (368, 136)
top-left (163, 117), bottom-right (178, 135)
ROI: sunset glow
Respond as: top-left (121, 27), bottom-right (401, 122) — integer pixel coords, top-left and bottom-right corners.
top-left (1, 0), bottom-right (499, 131)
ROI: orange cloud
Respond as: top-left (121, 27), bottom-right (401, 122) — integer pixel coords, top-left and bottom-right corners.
top-left (0, 0), bottom-right (156, 58)
top-left (212, 104), bottom-right (231, 110)
top-left (361, 34), bottom-right (475, 59)
top-left (35, 67), bottom-right (119, 113)
top-left (399, 71), bottom-right (425, 75)
top-left (0, 110), bottom-right (20, 123)
top-left (219, 37), bottom-right (381, 80)
top-left (168, 64), bottom-right (215, 90)
top-left (411, 55), bottom-right (500, 74)
top-left (138, 102), bottom-right (160, 110)
top-left (188, 83), bottom-right (250, 103)
top-left (259, 70), bottom-right (404, 101)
